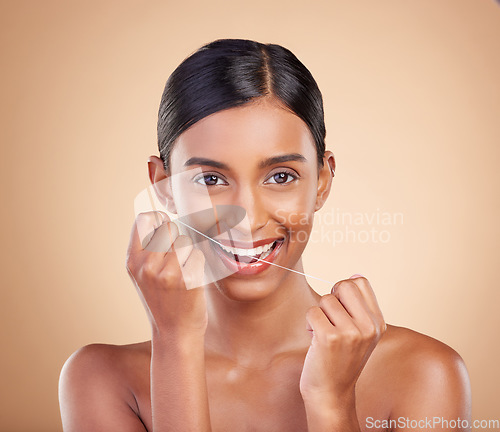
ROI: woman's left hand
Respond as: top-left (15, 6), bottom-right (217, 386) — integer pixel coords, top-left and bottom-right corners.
top-left (299, 274), bottom-right (386, 409)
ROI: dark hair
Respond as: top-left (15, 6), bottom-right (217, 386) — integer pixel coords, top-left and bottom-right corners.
top-left (157, 38), bottom-right (326, 172)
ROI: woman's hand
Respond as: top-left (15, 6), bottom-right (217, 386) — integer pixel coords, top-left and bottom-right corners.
top-left (125, 211), bottom-right (208, 338)
top-left (299, 275), bottom-right (386, 417)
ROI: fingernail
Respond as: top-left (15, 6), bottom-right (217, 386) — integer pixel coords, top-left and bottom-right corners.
top-left (349, 273), bottom-right (364, 279)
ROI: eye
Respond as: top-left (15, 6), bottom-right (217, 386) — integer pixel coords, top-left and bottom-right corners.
top-left (265, 170), bottom-right (298, 185)
top-left (194, 173), bottom-right (228, 186)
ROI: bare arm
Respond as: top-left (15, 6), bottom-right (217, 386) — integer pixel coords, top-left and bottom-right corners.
top-left (150, 332), bottom-right (211, 431)
top-left (127, 211), bottom-right (212, 432)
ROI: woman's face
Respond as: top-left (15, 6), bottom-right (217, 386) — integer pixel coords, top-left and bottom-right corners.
top-left (164, 97), bottom-right (334, 301)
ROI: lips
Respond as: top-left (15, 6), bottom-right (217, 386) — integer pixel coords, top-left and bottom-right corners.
top-left (211, 237), bottom-right (285, 276)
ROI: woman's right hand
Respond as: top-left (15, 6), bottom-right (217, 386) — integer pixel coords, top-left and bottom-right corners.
top-left (125, 211), bottom-right (208, 338)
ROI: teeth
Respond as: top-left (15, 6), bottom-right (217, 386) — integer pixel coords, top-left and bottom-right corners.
top-left (218, 241), bottom-right (275, 257)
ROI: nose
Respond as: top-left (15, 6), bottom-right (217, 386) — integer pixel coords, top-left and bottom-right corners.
top-left (223, 184), bottom-right (267, 239)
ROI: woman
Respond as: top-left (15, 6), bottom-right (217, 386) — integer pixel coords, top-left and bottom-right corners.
top-left (59, 39), bottom-right (471, 431)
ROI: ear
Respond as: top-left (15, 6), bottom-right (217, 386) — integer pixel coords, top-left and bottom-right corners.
top-left (315, 150), bottom-right (335, 212)
top-left (147, 155), bottom-right (177, 214)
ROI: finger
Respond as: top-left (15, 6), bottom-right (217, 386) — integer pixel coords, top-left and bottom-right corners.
top-left (332, 280), bottom-right (377, 332)
top-left (347, 275), bottom-right (385, 325)
top-left (305, 305), bottom-right (338, 336)
top-left (127, 211), bottom-right (170, 258)
top-left (169, 235), bottom-right (194, 267)
top-left (145, 220), bottom-right (179, 253)
top-left (318, 294), bottom-right (357, 329)
top-left (180, 248), bottom-right (206, 290)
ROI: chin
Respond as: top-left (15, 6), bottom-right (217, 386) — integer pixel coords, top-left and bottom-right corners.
top-left (211, 275), bottom-right (283, 303)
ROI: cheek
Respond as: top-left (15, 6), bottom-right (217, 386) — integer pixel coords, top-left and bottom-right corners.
top-left (271, 193), bottom-right (316, 243)
top-left (171, 171), bottom-right (216, 221)
top-left (169, 184), bottom-right (217, 247)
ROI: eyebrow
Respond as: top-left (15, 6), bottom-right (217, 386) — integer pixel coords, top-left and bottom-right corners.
top-left (184, 153), bottom-right (307, 170)
top-left (184, 157), bottom-right (229, 170)
top-left (258, 153), bottom-right (307, 169)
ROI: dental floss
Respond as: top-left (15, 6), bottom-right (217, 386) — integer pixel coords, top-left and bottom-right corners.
top-left (174, 217), bottom-right (336, 286)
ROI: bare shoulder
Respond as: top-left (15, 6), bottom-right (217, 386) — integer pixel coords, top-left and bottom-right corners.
top-left (59, 341), bottom-right (152, 431)
top-left (376, 324), bottom-right (469, 377)
top-left (65, 340), bottom-right (151, 365)
top-left (365, 324), bottom-right (471, 423)
top-left (60, 340), bottom-right (151, 387)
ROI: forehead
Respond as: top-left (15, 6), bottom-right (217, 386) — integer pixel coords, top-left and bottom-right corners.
top-left (170, 98), bottom-right (317, 171)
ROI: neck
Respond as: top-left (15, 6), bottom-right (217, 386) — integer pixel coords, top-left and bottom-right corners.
top-left (203, 261), bottom-right (321, 369)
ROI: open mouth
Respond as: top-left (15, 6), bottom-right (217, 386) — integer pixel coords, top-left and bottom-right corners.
top-left (214, 239), bottom-right (282, 264)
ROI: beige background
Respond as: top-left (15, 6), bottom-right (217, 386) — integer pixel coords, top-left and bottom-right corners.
top-left (1, 0), bottom-right (499, 431)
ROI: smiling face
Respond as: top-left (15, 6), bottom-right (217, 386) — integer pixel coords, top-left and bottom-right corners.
top-left (153, 97), bottom-right (334, 301)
